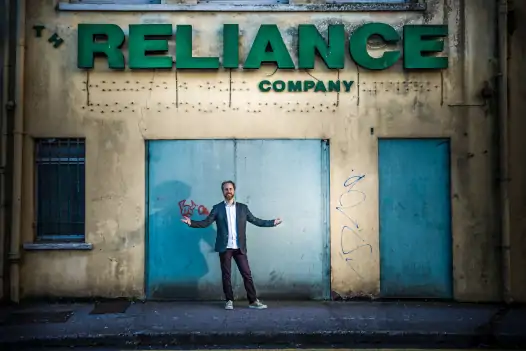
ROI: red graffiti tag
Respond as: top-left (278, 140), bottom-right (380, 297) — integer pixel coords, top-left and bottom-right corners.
top-left (178, 199), bottom-right (209, 217)
top-left (198, 205), bottom-right (209, 215)
top-left (178, 199), bottom-right (197, 217)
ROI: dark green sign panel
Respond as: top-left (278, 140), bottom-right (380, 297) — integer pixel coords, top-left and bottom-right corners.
top-left (77, 23), bottom-right (448, 71)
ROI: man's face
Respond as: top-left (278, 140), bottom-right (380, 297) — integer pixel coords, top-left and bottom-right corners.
top-left (222, 183), bottom-right (235, 201)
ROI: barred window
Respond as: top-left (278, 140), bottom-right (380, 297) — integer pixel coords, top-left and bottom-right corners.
top-left (35, 138), bottom-right (86, 242)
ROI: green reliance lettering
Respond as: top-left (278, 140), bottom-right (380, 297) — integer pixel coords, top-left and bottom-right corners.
top-left (328, 80), bottom-right (340, 92)
top-left (176, 25), bottom-right (219, 69)
top-left (32, 25), bottom-right (45, 37)
top-left (257, 79), bottom-right (353, 92)
top-left (303, 80), bottom-right (316, 91)
top-left (223, 24), bottom-right (239, 69)
top-left (350, 23), bottom-right (400, 70)
top-left (404, 25), bottom-right (448, 69)
top-left (288, 81), bottom-right (302, 92)
top-left (259, 80), bottom-right (271, 92)
top-left (314, 81), bottom-right (327, 92)
top-left (77, 24), bottom-right (125, 69)
top-left (244, 24), bottom-right (294, 69)
top-left (298, 24), bottom-right (345, 69)
top-left (273, 80), bottom-right (286, 92)
top-left (75, 23), bottom-right (449, 72)
top-left (343, 80), bottom-right (354, 92)
top-left (129, 24), bottom-right (173, 69)
top-left (48, 33), bottom-right (64, 48)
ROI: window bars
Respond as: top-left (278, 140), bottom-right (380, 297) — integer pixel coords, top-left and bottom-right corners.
top-left (35, 138), bottom-right (86, 242)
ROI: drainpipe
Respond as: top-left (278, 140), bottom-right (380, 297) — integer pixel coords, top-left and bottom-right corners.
top-left (0, 0), bottom-right (6, 301)
top-left (0, 0), bottom-right (8, 301)
top-left (8, 0), bottom-right (25, 303)
top-left (497, 0), bottom-right (512, 304)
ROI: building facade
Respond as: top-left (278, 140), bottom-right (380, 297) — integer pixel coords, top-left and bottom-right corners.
top-left (1, 0), bottom-right (525, 303)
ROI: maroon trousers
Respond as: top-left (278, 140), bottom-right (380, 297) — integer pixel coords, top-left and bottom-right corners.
top-left (219, 249), bottom-right (257, 303)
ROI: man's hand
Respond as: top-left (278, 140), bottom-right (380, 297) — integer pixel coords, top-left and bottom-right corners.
top-left (181, 216), bottom-right (191, 225)
top-left (274, 218), bottom-right (282, 226)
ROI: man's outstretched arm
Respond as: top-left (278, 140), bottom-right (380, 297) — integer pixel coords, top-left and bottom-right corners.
top-left (182, 206), bottom-right (217, 228)
top-left (246, 206), bottom-right (281, 227)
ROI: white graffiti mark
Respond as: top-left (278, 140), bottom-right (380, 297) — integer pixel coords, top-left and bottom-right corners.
top-left (336, 171), bottom-right (372, 278)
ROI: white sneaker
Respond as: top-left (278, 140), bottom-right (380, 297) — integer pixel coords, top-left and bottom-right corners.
top-left (249, 299), bottom-right (267, 309)
top-left (225, 300), bottom-right (234, 310)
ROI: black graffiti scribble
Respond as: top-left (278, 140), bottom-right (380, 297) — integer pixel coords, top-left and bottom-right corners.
top-left (336, 172), bottom-right (372, 279)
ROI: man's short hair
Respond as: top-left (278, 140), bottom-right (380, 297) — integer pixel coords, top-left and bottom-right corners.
top-left (221, 180), bottom-right (236, 191)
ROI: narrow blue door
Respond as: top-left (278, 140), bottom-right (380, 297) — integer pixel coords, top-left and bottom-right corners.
top-left (233, 140), bottom-right (330, 300)
top-left (147, 140), bottom-right (235, 299)
top-left (378, 138), bottom-right (453, 298)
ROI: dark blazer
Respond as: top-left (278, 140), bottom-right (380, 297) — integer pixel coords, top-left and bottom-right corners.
top-left (189, 201), bottom-right (275, 253)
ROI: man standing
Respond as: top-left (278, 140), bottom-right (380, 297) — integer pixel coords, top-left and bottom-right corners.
top-left (181, 180), bottom-right (282, 310)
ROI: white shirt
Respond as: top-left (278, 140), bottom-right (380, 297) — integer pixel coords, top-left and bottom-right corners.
top-left (225, 201), bottom-right (238, 249)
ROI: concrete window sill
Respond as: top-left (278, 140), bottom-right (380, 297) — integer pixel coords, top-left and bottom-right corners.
top-left (23, 242), bottom-right (94, 251)
top-left (57, 3), bottom-right (426, 12)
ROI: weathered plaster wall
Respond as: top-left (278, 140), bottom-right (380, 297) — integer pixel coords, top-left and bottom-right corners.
top-left (509, 0), bottom-right (526, 303)
top-left (19, 0), bottom-right (502, 301)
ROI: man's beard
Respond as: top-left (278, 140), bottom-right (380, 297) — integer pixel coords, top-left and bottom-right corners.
top-left (225, 194), bottom-right (234, 200)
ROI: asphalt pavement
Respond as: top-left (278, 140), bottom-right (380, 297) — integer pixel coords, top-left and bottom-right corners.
top-left (4, 349), bottom-right (509, 351)
top-left (0, 300), bottom-right (524, 350)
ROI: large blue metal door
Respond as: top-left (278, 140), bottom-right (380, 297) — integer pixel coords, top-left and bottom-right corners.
top-left (147, 139), bottom-right (330, 300)
top-left (147, 140), bottom-right (235, 299)
top-left (233, 140), bottom-right (330, 300)
top-left (378, 138), bottom-right (453, 298)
